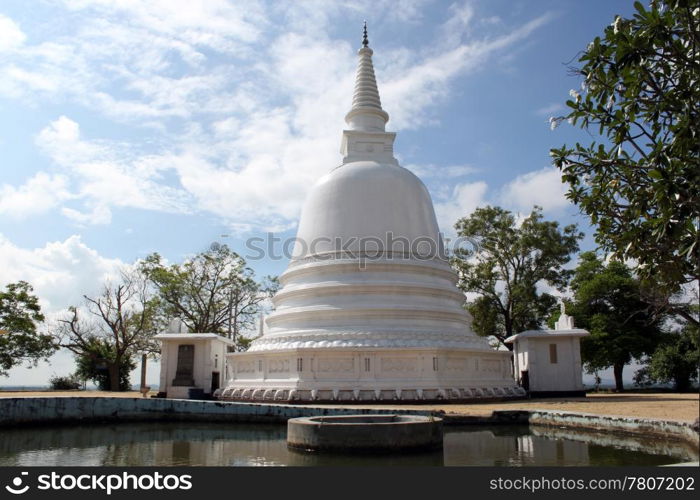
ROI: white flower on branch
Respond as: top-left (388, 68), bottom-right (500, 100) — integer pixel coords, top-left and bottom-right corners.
top-left (613, 16), bottom-right (622, 34)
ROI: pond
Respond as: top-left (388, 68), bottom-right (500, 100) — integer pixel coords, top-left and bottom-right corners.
top-left (0, 422), bottom-right (695, 466)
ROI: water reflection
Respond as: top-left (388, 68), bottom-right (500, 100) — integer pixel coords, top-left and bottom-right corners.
top-left (0, 423), bottom-right (694, 466)
top-left (443, 428), bottom-right (591, 466)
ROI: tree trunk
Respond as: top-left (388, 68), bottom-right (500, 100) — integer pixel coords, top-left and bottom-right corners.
top-left (233, 298), bottom-right (239, 347)
top-left (674, 371), bottom-right (690, 392)
top-left (502, 314), bottom-right (514, 351)
top-left (613, 362), bottom-right (624, 392)
top-left (140, 353), bottom-right (148, 390)
top-left (107, 362), bottom-right (120, 392)
top-left (502, 338), bottom-right (514, 351)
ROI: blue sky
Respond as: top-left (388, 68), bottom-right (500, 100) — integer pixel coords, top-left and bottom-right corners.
top-left (0, 0), bottom-right (638, 386)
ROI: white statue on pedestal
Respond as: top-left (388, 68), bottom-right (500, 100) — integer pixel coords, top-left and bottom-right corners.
top-left (167, 318), bottom-right (189, 334)
top-left (554, 302), bottom-right (575, 331)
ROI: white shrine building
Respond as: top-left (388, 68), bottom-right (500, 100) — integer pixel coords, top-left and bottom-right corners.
top-left (155, 319), bottom-right (234, 399)
top-left (505, 303), bottom-right (589, 397)
top-left (212, 27), bottom-right (524, 403)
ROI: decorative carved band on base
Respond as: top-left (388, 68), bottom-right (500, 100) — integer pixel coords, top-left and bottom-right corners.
top-left (217, 385), bottom-right (526, 403)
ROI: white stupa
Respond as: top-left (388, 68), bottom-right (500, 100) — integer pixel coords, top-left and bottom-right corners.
top-left (220, 26), bottom-right (523, 402)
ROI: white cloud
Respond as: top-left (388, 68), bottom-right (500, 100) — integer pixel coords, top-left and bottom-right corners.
top-left (0, 2), bottom-right (553, 129)
top-left (0, 234), bottom-right (124, 312)
top-left (0, 2), bottom-right (263, 117)
top-left (62, 0), bottom-right (264, 49)
top-left (35, 116), bottom-right (192, 221)
top-left (438, 1), bottom-right (475, 48)
top-left (434, 181), bottom-right (489, 236)
top-left (535, 102), bottom-right (565, 116)
top-left (61, 205), bottom-right (112, 225)
top-left (0, 3), bottom-right (554, 232)
top-left (381, 12), bottom-right (554, 129)
top-left (0, 172), bottom-right (73, 218)
top-left (35, 116), bottom-right (90, 161)
top-left (406, 163), bottom-right (479, 178)
top-left (500, 166), bottom-right (571, 213)
top-left (432, 165), bottom-right (573, 238)
top-left (0, 14), bottom-right (25, 52)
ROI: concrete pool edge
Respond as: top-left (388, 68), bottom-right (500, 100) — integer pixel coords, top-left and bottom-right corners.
top-left (445, 409), bottom-right (700, 448)
top-left (0, 397), bottom-right (697, 451)
top-left (287, 414), bottom-right (444, 452)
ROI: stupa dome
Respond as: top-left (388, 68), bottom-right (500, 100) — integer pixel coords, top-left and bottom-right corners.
top-left (249, 27), bottom-right (486, 353)
top-left (220, 24), bottom-right (521, 403)
top-left (293, 161), bottom-right (444, 259)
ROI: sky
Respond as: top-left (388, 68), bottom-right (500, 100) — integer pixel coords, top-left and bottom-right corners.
top-left (0, 0), bottom-right (640, 387)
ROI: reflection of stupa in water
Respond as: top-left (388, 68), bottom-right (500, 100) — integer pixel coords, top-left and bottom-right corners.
top-left (220, 26), bottom-right (523, 402)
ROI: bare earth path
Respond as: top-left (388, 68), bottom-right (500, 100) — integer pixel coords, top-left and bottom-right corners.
top-left (381, 393), bottom-right (699, 423)
top-left (1, 391), bottom-right (698, 423)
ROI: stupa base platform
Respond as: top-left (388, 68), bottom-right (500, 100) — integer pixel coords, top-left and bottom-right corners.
top-left (217, 347), bottom-right (526, 403)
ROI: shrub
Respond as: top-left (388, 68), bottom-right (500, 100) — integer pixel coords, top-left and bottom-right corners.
top-left (49, 374), bottom-right (82, 390)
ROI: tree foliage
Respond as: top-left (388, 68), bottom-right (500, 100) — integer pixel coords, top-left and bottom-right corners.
top-left (635, 323), bottom-right (699, 390)
top-left (452, 206), bottom-right (583, 348)
top-left (570, 252), bottom-right (665, 391)
top-left (550, 0), bottom-right (700, 302)
top-left (0, 281), bottom-right (55, 376)
top-left (140, 243), bottom-right (277, 349)
top-left (73, 338), bottom-right (136, 391)
top-left (56, 269), bottom-right (161, 391)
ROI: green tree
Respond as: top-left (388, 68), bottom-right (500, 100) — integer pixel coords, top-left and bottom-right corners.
top-left (140, 244), bottom-right (277, 349)
top-left (235, 334), bottom-right (254, 352)
top-left (452, 206), bottom-right (583, 348)
top-left (549, 0), bottom-right (699, 323)
top-left (570, 252), bottom-right (664, 391)
top-left (73, 338), bottom-right (136, 391)
top-left (0, 281), bottom-right (56, 376)
top-left (637, 323), bottom-right (699, 391)
top-left (56, 270), bottom-right (161, 391)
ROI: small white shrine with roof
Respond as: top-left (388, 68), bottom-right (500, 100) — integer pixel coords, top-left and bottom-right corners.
top-left (505, 303), bottom-right (589, 397)
top-left (212, 26), bottom-right (524, 403)
top-left (155, 319), bottom-right (234, 399)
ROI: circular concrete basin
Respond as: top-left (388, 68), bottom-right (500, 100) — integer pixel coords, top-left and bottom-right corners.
top-left (287, 414), bottom-right (443, 452)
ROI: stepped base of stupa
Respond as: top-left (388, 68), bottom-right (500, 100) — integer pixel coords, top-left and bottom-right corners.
top-left (218, 347), bottom-right (525, 403)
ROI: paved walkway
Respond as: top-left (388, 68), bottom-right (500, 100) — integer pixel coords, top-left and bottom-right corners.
top-left (1, 391), bottom-right (697, 423)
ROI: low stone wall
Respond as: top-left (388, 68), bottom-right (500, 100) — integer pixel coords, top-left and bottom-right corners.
top-left (441, 409), bottom-right (699, 449)
top-left (525, 410), bottom-right (700, 448)
top-left (0, 397), bottom-right (431, 426)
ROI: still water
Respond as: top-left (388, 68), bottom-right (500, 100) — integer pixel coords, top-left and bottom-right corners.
top-left (0, 422), bottom-right (696, 466)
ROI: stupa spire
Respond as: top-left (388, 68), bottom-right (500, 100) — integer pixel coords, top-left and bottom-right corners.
top-left (344, 23), bottom-right (389, 132)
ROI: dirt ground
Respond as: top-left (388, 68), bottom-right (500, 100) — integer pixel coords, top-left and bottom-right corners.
top-left (1, 390), bottom-right (698, 423)
top-left (370, 392), bottom-right (700, 423)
